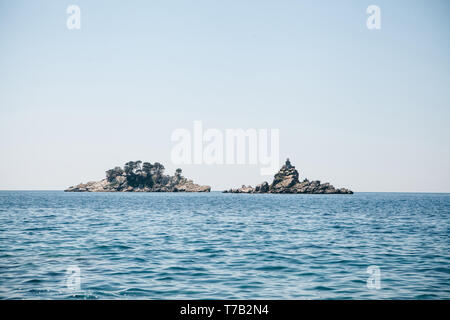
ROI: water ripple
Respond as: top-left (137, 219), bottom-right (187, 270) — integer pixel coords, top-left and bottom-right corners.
top-left (0, 191), bottom-right (449, 299)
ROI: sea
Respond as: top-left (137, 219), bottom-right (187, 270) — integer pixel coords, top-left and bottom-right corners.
top-left (0, 191), bottom-right (448, 299)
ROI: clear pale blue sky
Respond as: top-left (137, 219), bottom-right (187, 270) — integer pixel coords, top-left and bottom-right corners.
top-left (1, 0), bottom-right (449, 191)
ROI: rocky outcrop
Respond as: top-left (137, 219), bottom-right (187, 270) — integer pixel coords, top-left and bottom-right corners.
top-left (65, 161), bottom-right (210, 192)
top-left (223, 159), bottom-right (353, 194)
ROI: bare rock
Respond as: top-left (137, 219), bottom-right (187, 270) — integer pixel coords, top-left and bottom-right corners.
top-left (224, 158), bottom-right (353, 194)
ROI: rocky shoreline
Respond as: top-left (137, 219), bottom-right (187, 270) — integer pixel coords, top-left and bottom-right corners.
top-left (65, 161), bottom-right (210, 192)
top-left (223, 159), bottom-right (353, 194)
top-left (65, 159), bottom-right (352, 194)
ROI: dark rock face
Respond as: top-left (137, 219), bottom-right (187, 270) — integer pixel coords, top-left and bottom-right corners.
top-left (255, 181), bottom-right (269, 193)
top-left (65, 161), bottom-right (210, 192)
top-left (223, 159), bottom-right (353, 194)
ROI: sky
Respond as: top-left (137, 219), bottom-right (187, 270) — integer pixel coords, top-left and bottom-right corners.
top-left (0, 0), bottom-right (449, 192)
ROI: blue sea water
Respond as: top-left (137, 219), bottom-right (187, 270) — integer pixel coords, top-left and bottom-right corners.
top-left (0, 191), bottom-right (448, 299)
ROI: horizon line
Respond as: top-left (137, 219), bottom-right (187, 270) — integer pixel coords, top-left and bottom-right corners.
top-left (0, 189), bottom-right (449, 194)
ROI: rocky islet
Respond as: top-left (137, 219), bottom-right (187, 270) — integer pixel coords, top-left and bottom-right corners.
top-left (223, 159), bottom-right (353, 194)
top-left (65, 161), bottom-right (211, 192)
top-left (65, 159), bottom-right (353, 194)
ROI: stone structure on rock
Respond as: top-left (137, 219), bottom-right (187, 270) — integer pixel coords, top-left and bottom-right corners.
top-left (223, 158), bottom-right (353, 194)
top-left (65, 161), bottom-right (210, 192)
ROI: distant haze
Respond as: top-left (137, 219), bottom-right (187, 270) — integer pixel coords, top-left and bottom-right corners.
top-left (0, 0), bottom-right (449, 192)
